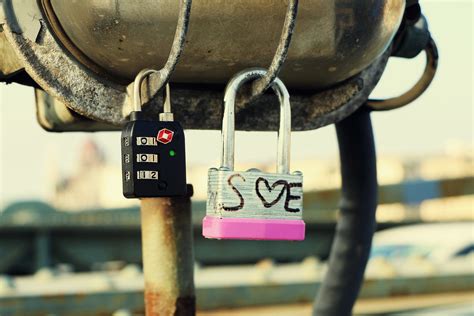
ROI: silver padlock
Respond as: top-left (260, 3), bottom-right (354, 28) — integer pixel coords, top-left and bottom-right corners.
top-left (202, 68), bottom-right (305, 241)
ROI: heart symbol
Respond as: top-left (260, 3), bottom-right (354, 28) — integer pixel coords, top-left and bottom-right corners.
top-left (255, 177), bottom-right (288, 208)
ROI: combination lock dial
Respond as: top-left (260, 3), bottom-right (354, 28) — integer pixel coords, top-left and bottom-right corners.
top-left (121, 112), bottom-right (187, 198)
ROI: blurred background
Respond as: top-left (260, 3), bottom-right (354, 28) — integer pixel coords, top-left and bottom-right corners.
top-left (0, 0), bottom-right (473, 315)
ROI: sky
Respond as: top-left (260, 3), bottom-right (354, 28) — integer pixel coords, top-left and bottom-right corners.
top-left (0, 0), bottom-right (472, 208)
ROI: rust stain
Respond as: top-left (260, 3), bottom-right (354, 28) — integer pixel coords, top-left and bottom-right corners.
top-left (144, 288), bottom-right (195, 316)
top-left (144, 288), bottom-right (176, 316)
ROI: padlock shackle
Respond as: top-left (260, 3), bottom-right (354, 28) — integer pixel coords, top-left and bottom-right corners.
top-left (221, 68), bottom-right (291, 174)
top-left (133, 69), bottom-right (157, 112)
top-left (133, 69), bottom-right (172, 115)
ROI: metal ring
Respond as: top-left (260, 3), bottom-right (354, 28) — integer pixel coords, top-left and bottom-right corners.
top-left (132, 0), bottom-right (192, 112)
top-left (154, 0), bottom-right (193, 89)
top-left (38, 0), bottom-right (128, 86)
top-left (367, 36), bottom-right (438, 111)
top-left (249, 0), bottom-right (299, 98)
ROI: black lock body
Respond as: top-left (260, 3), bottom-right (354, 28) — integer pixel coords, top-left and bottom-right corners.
top-left (121, 113), bottom-right (187, 198)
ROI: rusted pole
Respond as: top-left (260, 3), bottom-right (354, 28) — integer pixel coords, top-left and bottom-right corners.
top-left (140, 185), bottom-right (195, 316)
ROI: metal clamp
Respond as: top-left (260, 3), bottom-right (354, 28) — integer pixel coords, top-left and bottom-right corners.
top-left (249, 0), bottom-right (299, 98)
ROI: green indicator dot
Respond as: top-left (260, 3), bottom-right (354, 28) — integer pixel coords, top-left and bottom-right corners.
top-left (169, 150), bottom-right (176, 157)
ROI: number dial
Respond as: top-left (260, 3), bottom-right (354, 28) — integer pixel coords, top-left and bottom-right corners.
top-left (121, 119), bottom-right (187, 198)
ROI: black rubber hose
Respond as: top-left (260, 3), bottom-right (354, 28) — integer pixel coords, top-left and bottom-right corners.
top-left (313, 107), bottom-right (378, 316)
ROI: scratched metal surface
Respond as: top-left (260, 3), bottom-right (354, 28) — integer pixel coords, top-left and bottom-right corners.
top-left (206, 169), bottom-right (303, 219)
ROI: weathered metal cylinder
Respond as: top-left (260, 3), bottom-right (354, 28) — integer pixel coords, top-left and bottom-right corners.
top-left (140, 189), bottom-right (195, 316)
top-left (45, 0), bottom-right (405, 89)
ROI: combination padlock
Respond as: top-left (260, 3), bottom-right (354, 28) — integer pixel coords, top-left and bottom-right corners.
top-left (121, 69), bottom-right (187, 198)
top-left (203, 68), bottom-right (305, 241)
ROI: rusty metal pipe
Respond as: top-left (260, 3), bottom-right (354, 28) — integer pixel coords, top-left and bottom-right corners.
top-left (140, 185), bottom-right (195, 316)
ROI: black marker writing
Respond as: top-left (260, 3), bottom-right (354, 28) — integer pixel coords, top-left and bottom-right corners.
top-left (255, 177), bottom-right (288, 208)
top-left (222, 174), bottom-right (246, 211)
top-left (284, 182), bottom-right (302, 213)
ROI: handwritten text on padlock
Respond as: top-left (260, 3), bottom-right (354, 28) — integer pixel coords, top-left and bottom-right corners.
top-left (208, 173), bottom-right (303, 213)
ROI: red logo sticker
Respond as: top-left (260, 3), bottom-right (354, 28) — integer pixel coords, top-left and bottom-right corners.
top-left (157, 128), bottom-right (174, 144)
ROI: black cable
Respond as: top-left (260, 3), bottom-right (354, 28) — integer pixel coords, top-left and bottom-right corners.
top-left (313, 107), bottom-right (378, 316)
